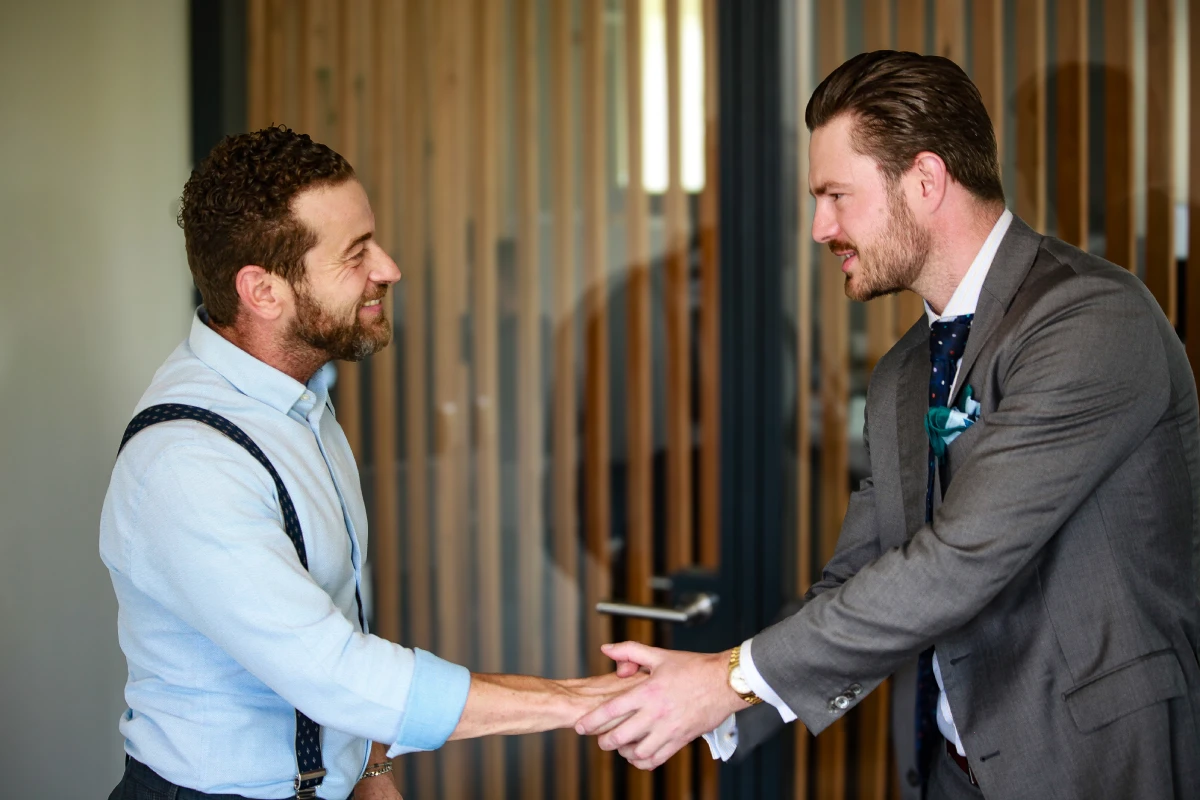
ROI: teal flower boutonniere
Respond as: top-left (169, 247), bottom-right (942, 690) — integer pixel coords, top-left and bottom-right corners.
top-left (925, 385), bottom-right (981, 461)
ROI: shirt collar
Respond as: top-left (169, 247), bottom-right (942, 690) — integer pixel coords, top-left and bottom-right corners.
top-left (188, 307), bottom-right (331, 417)
top-left (924, 208), bottom-right (1014, 326)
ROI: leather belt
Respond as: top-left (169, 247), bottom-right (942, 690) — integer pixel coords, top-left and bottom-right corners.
top-left (945, 739), bottom-right (979, 786)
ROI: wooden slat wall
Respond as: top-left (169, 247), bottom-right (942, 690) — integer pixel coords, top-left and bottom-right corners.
top-left (550, 0), bottom-right (582, 797)
top-left (863, 0), bottom-right (896, 377)
top-left (1056, 0), bottom-right (1089, 248)
top-left (429, 0), bottom-right (470, 794)
top-left (814, 6), bottom-right (849, 800)
top-left (1145, 0), bottom-right (1176, 322)
top-left (933, 0), bottom-right (965, 63)
top-left (698, 0), bottom-right (721, 573)
top-left (793, 1), bottom-right (815, 798)
top-left (514, 0), bottom-right (546, 796)
top-left (623, 2), bottom-right (655, 798)
top-left (1190, 0), bottom-right (1200, 383)
top-left (1014, 0), bottom-right (1047, 232)
top-left (973, 1), bottom-right (1005, 163)
top-left (1105, 0), bottom-right (1136, 271)
top-left (472, 0), bottom-right (506, 796)
top-left (399, 3), bottom-right (438, 796)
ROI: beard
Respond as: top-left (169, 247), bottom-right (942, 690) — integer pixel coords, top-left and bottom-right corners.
top-left (833, 185), bottom-right (931, 302)
top-left (288, 281), bottom-right (392, 362)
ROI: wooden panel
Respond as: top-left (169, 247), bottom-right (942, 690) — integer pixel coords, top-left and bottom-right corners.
top-left (472, 0), bottom-right (506, 795)
top-left (335, 0), bottom-right (364, 461)
top-left (1145, 0), bottom-right (1176, 322)
top-left (795, 3), bottom-right (814, 796)
top-left (972, 0), bottom-right (1004, 163)
top-left (1104, 0), bottom-right (1136, 270)
top-left (368, 2), bottom-right (402, 790)
top-left (582, 0), bottom-right (614, 797)
top-left (698, 0), bottom-right (720, 571)
top-left (400, 3), bottom-right (437, 795)
top-left (933, 0), bottom-right (965, 65)
top-left (863, 0), bottom-right (896, 376)
top-left (550, 0), bottom-right (582, 796)
top-left (266, 0), bottom-right (287, 124)
top-left (1188, 0), bottom-right (1200, 381)
top-left (815, 4), bottom-right (849, 799)
top-left (1014, 0), bottom-right (1046, 232)
top-left (247, 0), bottom-right (268, 130)
top-left (895, 0), bottom-right (927, 335)
top-left (624, 2), bottom-right (655, 797)
top-left (428, 0), bottom-right (469, 794)
top-left (514, 0), bottom-right (546, 796)
top-left (1056, 0), bottom-right (1089, 248)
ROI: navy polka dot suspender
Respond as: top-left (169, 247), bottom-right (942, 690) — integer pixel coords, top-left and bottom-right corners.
top-left (120, 403), bottom-right (341, 799)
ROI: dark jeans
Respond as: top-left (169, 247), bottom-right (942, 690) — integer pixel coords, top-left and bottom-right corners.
top-left (108, 757), bottom-right (354, 800)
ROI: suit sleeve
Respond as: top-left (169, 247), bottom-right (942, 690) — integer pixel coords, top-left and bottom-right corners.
top-left (750, 274), bottom-right (1171, 734)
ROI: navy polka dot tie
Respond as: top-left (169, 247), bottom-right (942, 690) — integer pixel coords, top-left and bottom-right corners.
top-left (119, 403), bottom-right (364, 799)
top-left (915, 314), bottom-right (974, 784)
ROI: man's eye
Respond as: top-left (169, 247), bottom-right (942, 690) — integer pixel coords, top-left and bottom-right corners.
top-left (831, 193), bottom-right (843, 201)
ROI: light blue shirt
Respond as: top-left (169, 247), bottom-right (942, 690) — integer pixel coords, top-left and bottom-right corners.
top-left (100, 309), bottom-right (470, 799)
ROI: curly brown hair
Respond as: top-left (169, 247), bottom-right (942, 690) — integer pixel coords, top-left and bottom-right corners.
top-left (807, 50), bottom-right (1004, 205)
top-left (178, 125), bottom-right (356, 326)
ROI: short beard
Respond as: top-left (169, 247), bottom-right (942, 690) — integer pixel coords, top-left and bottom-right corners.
top-left (838, 183), bottom-right (931, 302)
top-left (288, 281), bottom-right (392, 363)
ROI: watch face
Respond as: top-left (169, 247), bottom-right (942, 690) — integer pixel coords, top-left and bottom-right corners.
top-left (730, 666), bottom-right (752, 695)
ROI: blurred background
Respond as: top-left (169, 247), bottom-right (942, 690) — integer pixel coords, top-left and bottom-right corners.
top-left (1, 0), bottom-right (1196, 798)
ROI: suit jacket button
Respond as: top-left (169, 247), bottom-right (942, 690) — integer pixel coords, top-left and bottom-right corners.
top-left (833, 694), bottom-right (851, 710)
top-left (906, 768), bottom-right (921, 787)
top-left (848, 683), bottom-right (863, 696)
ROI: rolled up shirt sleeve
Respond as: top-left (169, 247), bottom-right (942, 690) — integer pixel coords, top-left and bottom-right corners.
top-left (125, 437), bottom-right (470, 753)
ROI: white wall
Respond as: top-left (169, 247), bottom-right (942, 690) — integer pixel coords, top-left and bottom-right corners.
top-left (0, 1), bottom-right (192, 796)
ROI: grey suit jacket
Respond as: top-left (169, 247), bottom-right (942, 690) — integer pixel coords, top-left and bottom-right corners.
top-left (746, 218), bottom-right (1200, 799)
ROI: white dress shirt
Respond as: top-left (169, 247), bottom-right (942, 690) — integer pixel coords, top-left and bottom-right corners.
top-left (705, 209), bottom-right (1014, 762)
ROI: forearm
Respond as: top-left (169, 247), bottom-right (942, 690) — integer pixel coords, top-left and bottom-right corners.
top-left (448, 673), bottom-right (597, 740)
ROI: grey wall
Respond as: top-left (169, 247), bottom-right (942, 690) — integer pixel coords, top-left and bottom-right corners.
top-left (0, 1), bottom-right (192, 796)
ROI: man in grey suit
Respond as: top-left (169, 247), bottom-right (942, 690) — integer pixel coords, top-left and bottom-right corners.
top-left (577, 50), bottom-right (1200, 799)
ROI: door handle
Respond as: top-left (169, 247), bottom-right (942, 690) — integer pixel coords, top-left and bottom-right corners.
top-left (595, 592), bottom-right (719, 626)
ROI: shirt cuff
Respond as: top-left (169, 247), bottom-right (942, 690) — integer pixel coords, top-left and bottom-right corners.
top-left (741, 638), bottom-right (797, 723)
top-left (701, 714), bottom-right (739, 761)
top-left (386, 648), bottom-right (471, 757)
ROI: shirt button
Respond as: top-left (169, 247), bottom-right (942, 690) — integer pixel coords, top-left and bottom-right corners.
top-left (302, 393), bottom-right (311, 401)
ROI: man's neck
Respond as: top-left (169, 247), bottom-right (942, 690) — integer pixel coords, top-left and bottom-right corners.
top-left (208, 318), bottom-right (325, 385)
top-left (915, 203), bottom-right (1005, 315)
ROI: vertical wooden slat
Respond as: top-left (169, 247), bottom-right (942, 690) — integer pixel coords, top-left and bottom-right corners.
top-left (895, 0), bottom-right (928, 334)
top-left (624, 1), bottom-right (655, 796)
top-left (514, 0), bottom-right (547, 796)
top-left (1187, 0), bottom-right (1200, 381)
top-left (247, 0), bottom-right (268, 130)
top-left (933, 0), bottom-right (965, 65)
top-left (582, 0), bottom-right (614, 797)
top-left (1057, 0), bottom-right (1089, 248)
top-left (335, 0), bottom-right (364, 461)
top-left (1145, 0), bottom-right (1176, 322)
top-left (298, 0), bottom-right (318, 137)
top-left (550, 0), bottom-right (582, 796)
top-left (429, 0), bottom-right (470, 794)
top-left (266, 0), bottom-right (287, 125)
top-left (1104, 0), bottom-right (1136, 270)
top-left (1014, 0), bottom-right (1046, 232)
top-left (698, 0), bottom-right (720, 573)
top-left (794, 3), bottom-right (814, 796)
top-left (663, 0), bottom-right (693, 792)
top-left (368, 2), bottom-right (403, 790)
top-left (973, 0), bottom-right (1004, 164)
top-left (402, 2), bottom-right (437, 796)
top-left (863, 0), bottom-right (896, 376)
top-left (815, 4), bottom-right (849, 799)
top-left (473, 0), bottom-right (506, 796)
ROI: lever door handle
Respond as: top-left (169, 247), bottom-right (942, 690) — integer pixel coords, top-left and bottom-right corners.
top-left (595, 592), bottom-right (718, 626)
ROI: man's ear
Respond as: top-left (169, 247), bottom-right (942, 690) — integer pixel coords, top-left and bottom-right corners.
top-left (911, 151), bottom-right (949, 209)
top-left (234, 265), bottom-right (291, 321)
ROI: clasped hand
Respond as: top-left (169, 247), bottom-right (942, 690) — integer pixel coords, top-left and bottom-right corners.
top-left (574, 642), bottom-right (745, 770)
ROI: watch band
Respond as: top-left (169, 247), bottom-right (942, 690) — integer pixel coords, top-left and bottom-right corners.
top-left (729, 645), bottom-right (764, 705)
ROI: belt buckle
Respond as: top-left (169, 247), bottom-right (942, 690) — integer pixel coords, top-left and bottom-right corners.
top-left (295, 768), bottom-right (327, 799)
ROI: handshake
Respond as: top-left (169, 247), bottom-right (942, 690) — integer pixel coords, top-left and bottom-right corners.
top-left (458, 642), bottom-right (752, 771)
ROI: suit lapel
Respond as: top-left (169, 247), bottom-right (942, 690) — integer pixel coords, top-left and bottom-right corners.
top-left (948, 215), bottom-right (1044, 408)
top-left (895, 328), bottom-right (932, 540)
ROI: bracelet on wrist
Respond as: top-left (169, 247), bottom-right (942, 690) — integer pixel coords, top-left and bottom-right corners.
top-left (361, 760), bottom-right (394, 779)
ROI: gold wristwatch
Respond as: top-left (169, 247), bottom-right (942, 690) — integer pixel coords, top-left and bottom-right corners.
top-left (728, 645), bottom-right (764, 705)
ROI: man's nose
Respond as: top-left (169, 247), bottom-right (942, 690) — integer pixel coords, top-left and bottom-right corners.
top-left (371, 249), bottom-right (402, 285)
top-left (811, 201), bottom-right (839, 244)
